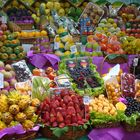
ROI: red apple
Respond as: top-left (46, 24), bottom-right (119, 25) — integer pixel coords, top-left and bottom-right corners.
top-left (0, 30), bottom-right (3, 36)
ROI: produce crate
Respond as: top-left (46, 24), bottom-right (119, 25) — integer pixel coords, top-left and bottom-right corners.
top-left (40, 126), bottom-right (86, 140)
top-left (122, 121), bottom-right (140, 132)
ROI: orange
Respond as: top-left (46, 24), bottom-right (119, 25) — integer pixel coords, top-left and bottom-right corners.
top-left (41, 30), bottom-right (47, 36)
top-left (35, 31), bottom-right (41, 37)
top-left (21, 32), bottom-right (28, 38)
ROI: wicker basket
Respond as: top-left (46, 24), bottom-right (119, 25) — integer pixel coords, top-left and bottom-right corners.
top-left (94, 122), bottom-right (120, 129)
top-left (17, 23), bottom-right (34, 30)
top-left (103, 53), bottom-right (128, 64)
top-left (122, 121), bottom-right (140, 132)
top-left (40, 126), bottom-right (86, 140)
top-left (1, 130), bottom-right (37, 140)
top-left (19, 37), bottom-right (37, 44)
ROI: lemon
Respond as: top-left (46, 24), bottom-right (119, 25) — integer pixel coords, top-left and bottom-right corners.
top-left (46, 2), bottom-right (54, 9)
top-left (64, 2), bottom-right (70, 8)
top-left (64, 51), bottom-right (71, 56)
top-left (59, 43), bottom-right (64, 48)
top-left (116, 102), bottom-right (126, 111)
top-left (113, 23), bottom-right (117, 28)
top-left (35, 2), bottom-right (40, 8)
top-left (54, 2), bottom-right (61, 10)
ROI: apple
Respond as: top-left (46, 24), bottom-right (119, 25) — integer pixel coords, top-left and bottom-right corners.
top-left (0, 30), bottom-right (3, 36)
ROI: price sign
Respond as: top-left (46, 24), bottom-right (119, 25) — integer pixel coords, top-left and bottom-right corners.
top-left (0, 73), bottom-right (4, 88)
top-left (133, 58), bottom-right (139, 67)
top-left (54, 42), bottom-right (60, 50)
top-left (83, 96), bottom-right (91, 105)
top-left (70, 45), bottom-right (77, 54)
top-left (2, 16), bottom-right (7, 24)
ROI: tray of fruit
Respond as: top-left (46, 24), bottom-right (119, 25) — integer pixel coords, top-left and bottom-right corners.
top-left (0, 91), bottom-right (40, 139)
top-left (58, 57), bottom-right (104, 96)
top-left (89, 94), bottom-right (120, 128)
top-left (79, 3), bottom-right (104, 28)
top-left (37, 88), bottom-right (90, 140)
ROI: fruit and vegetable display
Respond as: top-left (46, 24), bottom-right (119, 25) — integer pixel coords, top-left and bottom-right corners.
top-left (58, 58), bottom-right (104, 96)
top-left (0, 31), bottom-right (25, 61)
top-left (0, 91), bottom-right (40, 131)
top-left (38, 89), bottom-right (90, 128)
top-left (0, 0), bottom-right (139, 139)
top-left (0, 61), bottom-right (17, 94)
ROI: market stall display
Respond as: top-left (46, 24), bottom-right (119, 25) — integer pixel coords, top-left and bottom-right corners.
top-left (0, 0), bottom-right (139, 140)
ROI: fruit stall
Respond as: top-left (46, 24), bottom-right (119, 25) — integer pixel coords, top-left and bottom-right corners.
top-left (0, 0), bottom-right (139, 140)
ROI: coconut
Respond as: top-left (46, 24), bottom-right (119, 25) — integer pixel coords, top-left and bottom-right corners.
top-left (4, 72), bottom-right (12, 80)
top-left (0, 61), bottom-right (4, 68)
top-left (10, 79), bottom-right (17, 87)
top-left (0, 89), bottom-right (8, 95)
top-left (10, 71), bottom-right (16, 77)
top-left (5, 64), bottom-right (13, 71)
top-left (4, 81), bottom-right (9, 88)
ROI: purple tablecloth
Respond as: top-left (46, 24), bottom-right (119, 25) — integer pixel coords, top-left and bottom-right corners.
top-left (88, 127), bottom-right (140, 140)
top-left (92, 55), bottom-right (137, 75)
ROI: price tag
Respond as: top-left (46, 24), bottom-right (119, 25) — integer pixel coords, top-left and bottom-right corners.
top-left (0, 73), bottom-right (4, 88)
top-left (54, 42), bottom-right (60, 50)
top-left (133, 58), bottom-right (138, 67)
top-left (83, 96), bottom-right (91, 105)
top-left (70, 45), bottom-right (77, 54)
top-left (96, 46), bottom-right (101, 52)
top-left (2, 16), bottom-right (7, 24)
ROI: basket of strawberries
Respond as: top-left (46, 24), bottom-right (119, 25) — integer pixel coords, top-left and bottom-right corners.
top-left (37, 88), bottom-right (90, 140)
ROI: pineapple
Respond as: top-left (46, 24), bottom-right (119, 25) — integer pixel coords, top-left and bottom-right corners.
top-left (9, 105), bottom-right (20, 115)
top-left (8, 91), bottom-right (21, 105)
top-left (22, 120), bottom-right (34, 130)
top-left (2, 112), bottom-right (13, 124)
top-left (15, 112), bottom-right (27, 123)
top-left (20, 95), bottom-right (31, 104)
top-left (0, 94), bottom-right (9, 113)
top-left (9, 121), bottom-right (20, 127)
top-left (31, 98), bottom-right (40, 107)
top-left (24, 106), bottom-right (36, 119)
top-left (0, 121), bottom-right (7, 130)
top-left (18, 99), bottom-right (30, 110)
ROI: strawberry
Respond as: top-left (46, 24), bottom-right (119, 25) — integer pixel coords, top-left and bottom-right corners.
top-left (71, 95), bottom-right (79, 104)
top-left (52, 122), bottom-right (58, 127)
top-left (56, 107), bottom-right (63, 112)
top-left (57, 112), bottom-right (64, 123)
top-left (50, 108), bottom-right (56, 117)
top-left (77, 113), bottom-right (82, 121)
top-left (86, 114), bottom-right (90, 120)
top-left (59, 123), bottom-right (65, 128)
top-left (50, 116), bottom-right (56, 123)
top-left (62, 103), bottom-right (66, 109)
top-left (61, 89), bottom-right (68, 98)
top-left (54, 95), bottom-right (61, 101)
top-left (60, 99), bottom-right (64, 107)
top-left (63, 95), bottom-right (72, 104)
top-left (50, 102), bottom-right (57, 108)
top-left (43, 104), bottom-right (50, 112)
top-left (43, 111), bottom-right (50, 121)
top-left (54, 100), bottom-right (60, 107)
top-left (68, 101), bottom-right (74, 107)
top-left (77, 121), bottom-right (84, 125)
top-left (75, 104), bottom-right (81, 113)
top-left (45, 122), bottom-right (50, 126)
top-left (72, 114), bottom-right (77, 123)
top-left (67, 106), bottom-right (76, 115)
top-left (65, 115), bottom-right (71, 125)
top-left (61, 108), bottom-right (66, 117)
